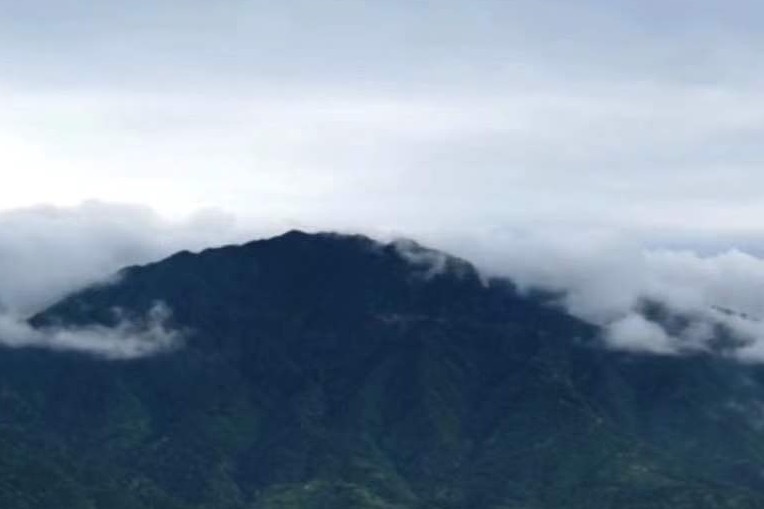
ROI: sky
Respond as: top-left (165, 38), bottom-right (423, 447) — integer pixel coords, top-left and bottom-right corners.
top-left (2, 0), bottom-right (764, 237)
top-left (3, 1), bottom-right (764, 358)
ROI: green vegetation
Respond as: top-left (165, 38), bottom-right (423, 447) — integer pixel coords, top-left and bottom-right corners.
top-left (0, 231), bottom-right (763, 508)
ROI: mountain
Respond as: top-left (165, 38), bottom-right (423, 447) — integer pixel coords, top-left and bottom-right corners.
top-left (2, 231), bottom-right (764, 508)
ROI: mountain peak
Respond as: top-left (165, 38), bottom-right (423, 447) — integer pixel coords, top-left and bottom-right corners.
top-left (15, 231), bottom-right (764, 508)
top-left (32, 231), bottom-right (487, 331)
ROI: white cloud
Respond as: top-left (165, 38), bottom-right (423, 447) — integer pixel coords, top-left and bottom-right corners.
top-left (0, 303), bottom-right (181, 360)
top-left (605, 314), bottom-right (678, 355)
top-left (0, 201), bottom-right (262, 314)
top-left (423, 227), bottom-right (764, 362)
top-left (2, 1), bottom-right (764, 362)
top-left (3, 80), bottom-right (764, 232)
top-left (0, 203), bottom-right (250, 359)
top-left (2, 203), bottom-right (764, 362)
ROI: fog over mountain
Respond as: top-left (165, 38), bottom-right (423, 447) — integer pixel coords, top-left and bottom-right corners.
top-left (0, 227), bottom-right (761, 508)
top-left (2, 2), bottom-right (764, 363)
top-left (4, 2), bottom-right (764, 507)
top-left (2, 202), bottom-right (764, 362)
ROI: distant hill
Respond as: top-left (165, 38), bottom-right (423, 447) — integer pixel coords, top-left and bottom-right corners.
top-left (1, 230), bottom-right (763, 508)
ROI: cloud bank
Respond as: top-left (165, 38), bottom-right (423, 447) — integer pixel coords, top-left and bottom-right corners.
top-left (0, 303), bottom-right (181, 360)
top-left (428, 228), bottom-right (764, 362)
top-left (0, 201), bottom-right (257, 314)
top-left (2, 1), bottom-right (764, 361)
top-left (0, 202), bottom-right (261, 359)
top-left (2, 202), bottom-right (764, 362)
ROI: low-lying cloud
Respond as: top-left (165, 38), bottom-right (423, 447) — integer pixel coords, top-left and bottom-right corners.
top-left (0, 201), bottom-right (256, 314)
top-left (3, 202), bottom-right (764, 363)
top-left (422, 227), bottom-right (764, 363)
top-left (0, 303), bottom-right (181, 360)
top-left (0, 202), bottom-right (256, 359)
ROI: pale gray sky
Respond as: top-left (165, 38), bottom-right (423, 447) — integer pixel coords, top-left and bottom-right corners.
top-left (2, 0), bottom-right (764, 241)
top-left (7, 2), bottom-right (764, 359)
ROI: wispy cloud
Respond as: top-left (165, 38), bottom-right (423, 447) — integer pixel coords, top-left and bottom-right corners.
top-left (0, 201), bottom-right (259, 314)
top-left (425, 227), bottom-right (764, 362)
top-left (0, 303), bottom-right (181, 360)
top-left (2, 0), bottom-right (764, 230)
top-left (2, 2), bottom-right (764, 361)
top-left (3, 203), bottom-right (764, 362)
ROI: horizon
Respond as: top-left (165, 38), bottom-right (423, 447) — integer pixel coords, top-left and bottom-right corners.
top-left (1, 1), bottom-right (764, 246)
top-left (2, 1), bottom-right (764, 358)
top-left (5, 4), bottom-right (764, 507)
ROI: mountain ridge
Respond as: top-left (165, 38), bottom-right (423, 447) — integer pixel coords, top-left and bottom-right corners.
top-left (2, 231), bottom-right (764, 508)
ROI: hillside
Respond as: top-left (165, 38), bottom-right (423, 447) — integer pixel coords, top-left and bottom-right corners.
top-left (1, 231), bottom-right (763, 508)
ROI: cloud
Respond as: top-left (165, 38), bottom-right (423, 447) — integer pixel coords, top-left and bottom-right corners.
top-left (4, 82), bottom-right (764, 235)
top-left (3, 2), bottom-right (764, 362)
top-left (4, 202), bottom-right (764, 363)
top-left (605, 314), bottom-right (678, 355)
top-left (422, 227), bottom-right (764, 362)
top-left (0, 201), bottom-right (262, 314)
top-left (1, 1), bottom-right (764, 238)
top-left (0, 302), bottom-right (181, 360)
top-left (0, 202), bottom-right (263, 359)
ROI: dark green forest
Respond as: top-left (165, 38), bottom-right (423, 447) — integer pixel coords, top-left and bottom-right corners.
top-left (2, 231), bottom-right (764, 508)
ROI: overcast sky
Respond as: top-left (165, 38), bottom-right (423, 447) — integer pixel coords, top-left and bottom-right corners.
top-left (2, 0), bottom-right (764, 243)
top-left (4, 1), bottom-right (764, 358)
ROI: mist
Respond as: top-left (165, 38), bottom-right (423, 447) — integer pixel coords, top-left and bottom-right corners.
top-left (0, 303), bottom-right (181, 360)
top-left (3, 202), bottom-right (764, 361)
top-left (0, 201), bottom-right (256, 314)
top-left (0, 202), bottom-right (255, 359)
top-left (428, 228), bottom-right (764, 362)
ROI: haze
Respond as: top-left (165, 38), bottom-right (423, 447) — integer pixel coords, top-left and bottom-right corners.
top-left (2, 1), bottom-right (764, 357)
